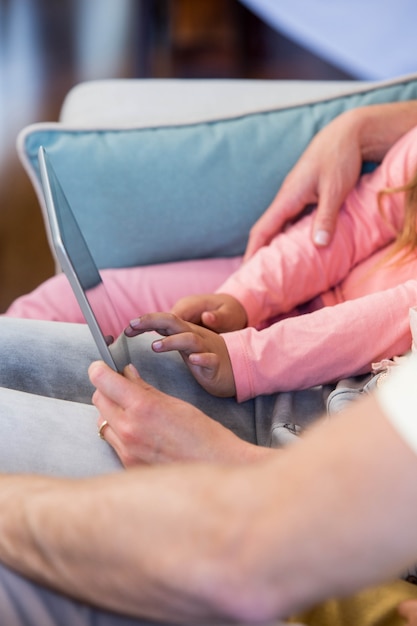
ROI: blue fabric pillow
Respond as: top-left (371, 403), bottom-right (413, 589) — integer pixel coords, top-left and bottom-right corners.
top-left (20, 77), bottom-right (417, 269)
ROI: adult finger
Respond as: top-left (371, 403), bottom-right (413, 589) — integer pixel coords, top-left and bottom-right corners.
top-left (244, 205), bottom-right (288, 261)
top-left (96, 416), bottom-right (130, 467)
top-left (244, 179), bottom-right (315, 261)
top-left (311, 196), bottom-right (340, 246)
top-left (311, 173), bottom-right (352, 246)
top-left (89, 361), bottom-right (150, 411)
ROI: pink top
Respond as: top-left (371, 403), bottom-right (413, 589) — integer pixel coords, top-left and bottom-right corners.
top-left (219, 125), bottom-right (417, 401)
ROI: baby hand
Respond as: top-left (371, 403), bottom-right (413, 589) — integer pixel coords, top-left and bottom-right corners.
top-left (171, 293), bottom-right (247, 333)
top-left (125, 312), bottom-right (236, 397)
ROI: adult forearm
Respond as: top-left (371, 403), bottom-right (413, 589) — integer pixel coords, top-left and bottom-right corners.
top-left (255, 390), bottom-right (417, 617)
top-left (349, 100), bottom-right (417, 162)
top-left (0, 465), bottom-right (281, 624)
top-left (0, 387), bottom-right (417, 622)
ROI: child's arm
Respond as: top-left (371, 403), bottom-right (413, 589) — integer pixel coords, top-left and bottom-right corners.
top-left (224, 280), bottom-right (417, 401)
top-left (217, 203), bottom-right (393, 329)
top-left (128, 280), bottom-right (417, 402)
top-left (219, 126), bottom-right (417, 329)
top-left (170, 183), bottom-right (396, 333)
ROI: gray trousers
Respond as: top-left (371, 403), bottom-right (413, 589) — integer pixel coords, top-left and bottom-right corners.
top-left (0, 318), bottom-right (322, 624)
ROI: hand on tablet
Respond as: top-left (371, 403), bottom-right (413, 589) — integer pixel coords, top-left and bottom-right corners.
top-left (89, 360), bottom-right (256, 467)
top-left (125, 312), bottom-right (236, 398)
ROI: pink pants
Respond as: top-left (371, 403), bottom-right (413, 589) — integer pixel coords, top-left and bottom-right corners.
top-left (5, 257), bottom-right (242, 337)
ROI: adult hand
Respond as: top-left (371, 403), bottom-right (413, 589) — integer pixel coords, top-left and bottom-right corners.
top-left (89, 361), bottom-right (266, 467)
top-left (244, 109), bottom-right (363, 260)
top-left (398, 599), bottom-right (417, 625)
top-left (125, 312), bottom-right (236, 397)
top-left (171, 293), bottom-right (247, 333)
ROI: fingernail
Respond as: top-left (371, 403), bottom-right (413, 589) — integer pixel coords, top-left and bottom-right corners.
top-left (314, 230), bottom-right (330, 246)
top-left (129, 318), bottom-right (141, 329)
top-left (152, 340), bottom-right (163, 351)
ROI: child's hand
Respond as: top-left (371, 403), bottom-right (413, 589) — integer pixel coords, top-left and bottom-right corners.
top-left (125, 313), bottom-right (236, 397)
top-left (171, 293), bottom-right (247, 333)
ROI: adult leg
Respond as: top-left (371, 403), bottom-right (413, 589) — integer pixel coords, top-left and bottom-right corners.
top-left (0, 317), bottom-right (271, 478)
top-left (0, 386), bottom-right (122, 477)
top-left (0, 318), bottom-right (270, 454)
top-left (4, 257), bottom-right (242, 334)
top-left (0, 317), bottom-right (260, 478)
top-left (0, 317), bottom-right (269, 442)
top-left (0, 318), bottom-right (100, 403)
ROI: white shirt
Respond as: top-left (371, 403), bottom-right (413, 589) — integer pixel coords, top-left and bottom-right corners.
top-left (378, 354), bottom-right (417, 455)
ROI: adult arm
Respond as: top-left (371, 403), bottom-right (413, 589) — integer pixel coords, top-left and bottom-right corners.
top-left (0, 362), bottom-right (417, 622)
top-left (245, 100), bottom-right (417, 259)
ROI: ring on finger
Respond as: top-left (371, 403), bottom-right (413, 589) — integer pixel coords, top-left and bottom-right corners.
top-left (98, 420), bottom-right (109, 440)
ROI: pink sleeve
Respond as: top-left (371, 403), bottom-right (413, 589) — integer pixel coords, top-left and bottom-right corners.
top-left (218, 125), bottom-right (417, 328)
top-left (224, 280), bottom-right (417, 401)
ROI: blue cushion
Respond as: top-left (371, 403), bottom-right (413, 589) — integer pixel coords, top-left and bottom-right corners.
top-left (21, 77), bottom-right (417, 269)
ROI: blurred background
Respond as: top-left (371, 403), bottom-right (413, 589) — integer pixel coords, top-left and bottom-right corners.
top-left (0, 0), bottom-right (416, 312)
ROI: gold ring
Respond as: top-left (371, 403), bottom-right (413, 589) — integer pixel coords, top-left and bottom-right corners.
top-left (98, 420), bottom-right (109, 440)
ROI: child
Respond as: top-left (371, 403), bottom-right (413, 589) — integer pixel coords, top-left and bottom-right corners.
top-left (6, 123), bottom-right (417, 398)
top-left (126, 123), bottom-right (417, 399)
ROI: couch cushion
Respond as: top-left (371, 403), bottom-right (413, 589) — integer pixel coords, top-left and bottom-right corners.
top-left (18, 74), bottom-right (417, 269)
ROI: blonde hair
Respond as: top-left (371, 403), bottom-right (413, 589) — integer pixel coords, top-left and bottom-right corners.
top-left (378, 168), bottom-right (417, 265)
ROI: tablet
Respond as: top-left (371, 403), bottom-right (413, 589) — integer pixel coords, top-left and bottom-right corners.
top-left (38, 146), bottom-right (130, 372)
